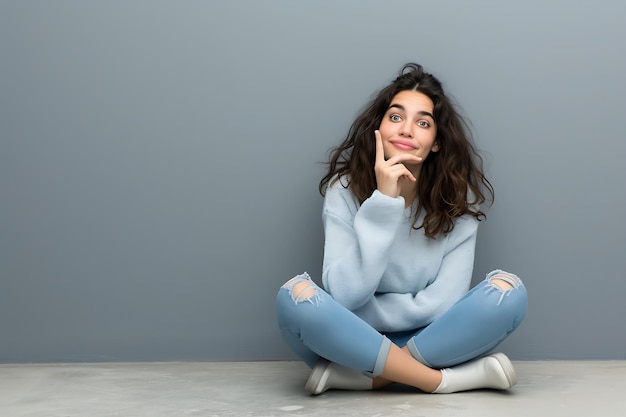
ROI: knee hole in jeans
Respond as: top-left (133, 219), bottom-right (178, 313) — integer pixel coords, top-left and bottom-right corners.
top-left (282, 273), bottom-right (321, 305)
top-left (291, 281), bottom-right (317, 300)
top-left (488, 272), bottom-right (518, 290)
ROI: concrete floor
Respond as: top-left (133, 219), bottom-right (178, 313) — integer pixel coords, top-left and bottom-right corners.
top-left (1, 361), bottom-right (625, 417)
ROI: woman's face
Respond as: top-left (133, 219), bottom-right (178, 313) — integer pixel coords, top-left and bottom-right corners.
top-left (378, 90), bottom-right (439, 165)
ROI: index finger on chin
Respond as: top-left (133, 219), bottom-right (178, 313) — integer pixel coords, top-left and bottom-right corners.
top-left (374, 130), bottom-right (384, 164)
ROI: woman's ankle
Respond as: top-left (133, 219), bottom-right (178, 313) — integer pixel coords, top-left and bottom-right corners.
top-left (381, 344), bottom-right (442, 392)
top-left (372, 376), bottom-right (393, 390)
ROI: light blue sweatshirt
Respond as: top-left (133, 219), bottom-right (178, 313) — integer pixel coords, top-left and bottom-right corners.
top-left (321, 176), bottom-right (479, 332)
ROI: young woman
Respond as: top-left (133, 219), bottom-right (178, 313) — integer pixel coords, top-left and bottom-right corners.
top-left (276, 63), bottom-right (528, 395)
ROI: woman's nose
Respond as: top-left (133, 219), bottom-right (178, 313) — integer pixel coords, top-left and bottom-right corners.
top-left (399, 122), bottom-right (413, 137)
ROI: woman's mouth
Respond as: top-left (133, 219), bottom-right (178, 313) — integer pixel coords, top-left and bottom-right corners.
top-left (390, 140), bottom-right (416, 151)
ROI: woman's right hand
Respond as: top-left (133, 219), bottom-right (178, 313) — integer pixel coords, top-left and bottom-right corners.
top-left (374, 130), bottom-right (422, 198)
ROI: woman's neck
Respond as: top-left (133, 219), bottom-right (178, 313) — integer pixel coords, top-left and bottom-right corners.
top-left (399, 174), bottom-right (419, 208)
top-left (399, 164), bottom-right (422, 207)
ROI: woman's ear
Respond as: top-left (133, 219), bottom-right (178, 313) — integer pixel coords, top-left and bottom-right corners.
top-left (432, 142), bottom-right (440, 152)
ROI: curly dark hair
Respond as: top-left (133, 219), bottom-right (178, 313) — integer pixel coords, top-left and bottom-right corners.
top-left (319, 63), bottom-right (494, 238)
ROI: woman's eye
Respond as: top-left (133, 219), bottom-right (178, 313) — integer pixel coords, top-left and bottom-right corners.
top-left (390, 114), bottom-right (402, 122)
top-left (418, 120), bottom-right (430, 128)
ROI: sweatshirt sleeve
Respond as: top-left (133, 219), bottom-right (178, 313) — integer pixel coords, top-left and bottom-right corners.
top-left (353, 215), bottom-right (479, 331)
top-left (321, 185), bottom-right (405, 311)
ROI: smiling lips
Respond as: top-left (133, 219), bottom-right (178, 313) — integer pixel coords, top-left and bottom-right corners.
top-left (390, 140), bottom-right (417, 150)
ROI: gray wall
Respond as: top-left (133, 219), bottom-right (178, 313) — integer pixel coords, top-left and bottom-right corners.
top-left (1, 1), bottom-right (624, 363)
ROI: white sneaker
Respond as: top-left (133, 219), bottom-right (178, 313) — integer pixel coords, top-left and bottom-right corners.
top-left (305, 358), bottom-right (373, 395)
top-left (434, 352), bottom-right (518, 393)
top-left (487, 352), bottom-right (517, 389)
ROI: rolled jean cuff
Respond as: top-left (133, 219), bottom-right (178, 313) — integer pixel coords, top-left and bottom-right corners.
top-left (364, 336), bottom-right (392, 378)
top-left (406, 338), bottom-right (431, 367)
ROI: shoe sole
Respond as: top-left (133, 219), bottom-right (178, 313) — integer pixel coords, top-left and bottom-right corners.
top-left (305, 359), bottom-right (331, 395)
top-left (490, 352), bottom-right (517, 388)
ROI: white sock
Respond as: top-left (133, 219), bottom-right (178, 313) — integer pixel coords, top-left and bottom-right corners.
top-left (306, 359), bottom-right (373, 395)
top-left (433, 353), bottom-right (517, 394)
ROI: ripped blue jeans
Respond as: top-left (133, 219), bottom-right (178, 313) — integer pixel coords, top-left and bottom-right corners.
top-left (276, 270), bottom-right (527, 377)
